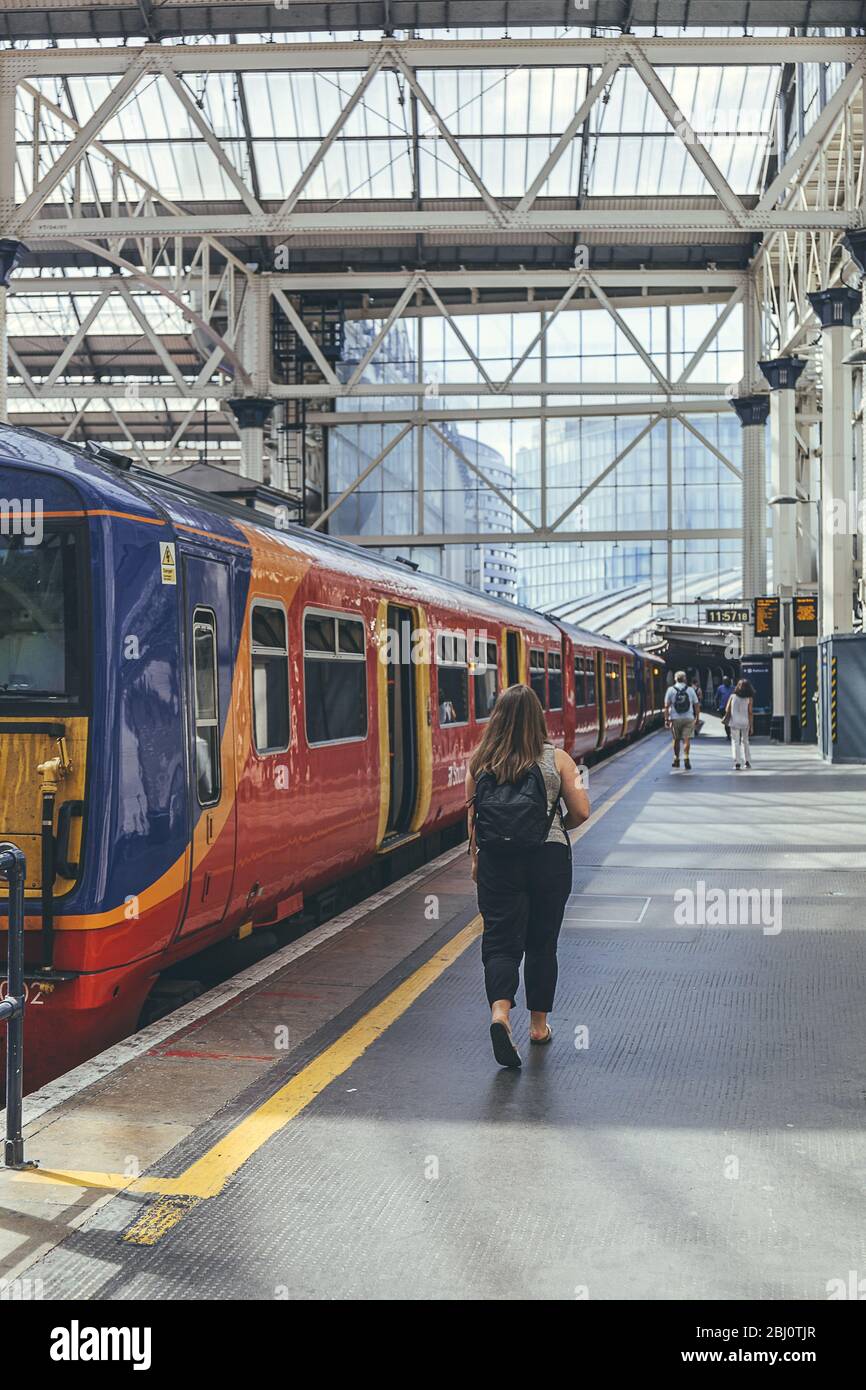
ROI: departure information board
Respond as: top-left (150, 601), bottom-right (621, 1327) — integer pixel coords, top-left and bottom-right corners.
top-left (754, 596), bottom-right (781, 637)
top-left (705, 606), bottom-right (750, 625)
top-left (793, 595), bottom-right (818, 636)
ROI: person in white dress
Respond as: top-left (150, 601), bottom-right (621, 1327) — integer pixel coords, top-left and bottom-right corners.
top-left (724, 679), bottom-right (754, 770)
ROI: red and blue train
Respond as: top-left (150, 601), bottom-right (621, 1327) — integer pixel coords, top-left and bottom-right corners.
top-left (0, 425), bottom-right (666, 1091)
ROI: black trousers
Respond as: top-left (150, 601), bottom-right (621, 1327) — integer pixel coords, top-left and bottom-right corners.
top-left (476, 840), bottom-right (573, 1012)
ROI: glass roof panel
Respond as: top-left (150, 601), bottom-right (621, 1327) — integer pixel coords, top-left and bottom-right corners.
top-left (15, 44), bottom-right (783, 204)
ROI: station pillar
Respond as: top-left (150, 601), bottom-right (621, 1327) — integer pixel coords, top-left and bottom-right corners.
top-left (759, 356), bottom-right (808, 738)
top-left (228, 397), bottom-right (275, 482)
top-left (808, 286), bottom-right (860, 637)
top-left (730, 392), bottom-right (770, 652)
top-left (841, 231), bottom-right (866, 615)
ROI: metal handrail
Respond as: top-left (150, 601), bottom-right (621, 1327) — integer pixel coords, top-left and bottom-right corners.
top-left (0, 842), bottom-right (29, 1168)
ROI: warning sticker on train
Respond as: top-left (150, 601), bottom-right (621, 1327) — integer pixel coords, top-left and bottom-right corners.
top-left (160, 542), bottom-right (177, 584)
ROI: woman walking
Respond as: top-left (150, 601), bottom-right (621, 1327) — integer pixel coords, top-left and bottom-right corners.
top-left (465, 684), bottom-right (590, 1069)
top-left (725, 678), bottom-right (755, 770)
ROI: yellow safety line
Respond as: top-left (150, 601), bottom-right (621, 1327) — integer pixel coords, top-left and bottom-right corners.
top-left (11, 916), bottom-right (484, 1233)
top-left (12, 735), bottom-right (669, 1247)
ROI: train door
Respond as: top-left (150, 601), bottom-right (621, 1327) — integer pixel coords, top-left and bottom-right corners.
top-left (594, 650), bottom-right (605, 747)
top-left (620, 655), bottom-right (630, 736)
top-left (178, 553), bottom-right (238, 937)
top-left (385, 604), bottom-right (419, 836)
top-left (505, 629), bottom-right (521, 687)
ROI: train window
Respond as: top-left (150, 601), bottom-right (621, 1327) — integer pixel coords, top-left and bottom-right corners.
top-left (304, 613), bottom-right (336, 653)
top-left (0, 526), bottom-right (83, 703)
top-left (192, 609), bottom-right (220, 806)
top-left (574, 656), bottom-right (586, 706)
top-left (338, 619), bottom-right (365, 656)
top-left (473, 638), bottom-right (498, 721)
top-left (304, 610), bottom-right (368, 745)
top-left (586, 660), bottom-right (596, 706)
top-left (605, 661), bottom-right (619, 703)
top-left (251, 602), bottom-right (289, 754)
top-left (626, 667), bottom-right (637, 701)
top-left (529, 648), bottom-right (546, 704)
top-left (548, 651), bottom-right (563, 710)
top-left (436, 631), bottom-right (469, 726)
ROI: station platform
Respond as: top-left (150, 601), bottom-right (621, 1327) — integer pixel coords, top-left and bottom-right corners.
top-left (3, 722), bottom-right (866, 1301)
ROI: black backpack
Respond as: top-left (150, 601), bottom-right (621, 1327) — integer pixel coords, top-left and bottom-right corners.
top-left (672, 686), bottom-right (691, 715)
top-left (473, 764), bottom-right (559, 852)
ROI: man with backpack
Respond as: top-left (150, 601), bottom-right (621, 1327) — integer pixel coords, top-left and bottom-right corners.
top-left (665, 669), bottom-right (700, 770)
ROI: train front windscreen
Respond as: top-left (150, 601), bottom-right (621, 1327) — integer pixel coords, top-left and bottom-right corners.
top-left (0, 523), bottom-right (84, 705)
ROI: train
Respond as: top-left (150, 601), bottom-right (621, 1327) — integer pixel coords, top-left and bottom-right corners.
top-left (0, 424), bottom-right (666, 1092)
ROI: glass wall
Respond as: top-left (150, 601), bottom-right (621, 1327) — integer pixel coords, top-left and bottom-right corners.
top-left (327, 302), bottom-right (744, 622)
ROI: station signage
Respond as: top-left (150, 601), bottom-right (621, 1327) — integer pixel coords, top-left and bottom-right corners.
top-left (705, 606), bottom-right (750, 625)
top-left (754, 596), bottom-right (781, 638)
top-left (793, 594), bottom-right (818, 637)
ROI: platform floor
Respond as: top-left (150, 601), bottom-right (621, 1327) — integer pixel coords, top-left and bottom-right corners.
top-left (3, 723), bottom-right (866, 1300)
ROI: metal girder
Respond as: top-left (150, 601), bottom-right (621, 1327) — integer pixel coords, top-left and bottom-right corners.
top-left (756, 60), bottom-right (866, 217)
top-left (268, 270), bottom-right (746, 290)
top-left (344, 528), bottom-right (745, 548)
top-left (161, 69), bottom-right (264, 218)
top-left (306, 400), bottom-right (730, 424)
top-left (272, 380), bottom-right (730, 398)
top-left (627, 46), bottom-right (746, 225)
top-left (10, 270), bottom-right (746, 293)
top-left (16, 77), bottom-right (252, 275)
top-left (429, 422), bottom-right (537, 532)
top-left (18, 208), bottom-right (857, 241)
top-left (2, 37), bottom-right (864, 79)
top-left (3, 379), bottom-right (731, 400)
top-left (515, 58), bottom-right (621, 216)
top-left (312, 421), bottom-right (414, 530)
top-left (548, 415), bottom-right (663, 532)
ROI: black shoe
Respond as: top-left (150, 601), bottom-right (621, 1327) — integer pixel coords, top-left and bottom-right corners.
top-left (490, 1021), bottom-right (522, 1069)
top-left (745, 762), bottom-right (752, 769)
top-left (734, 763), bottom-right (741, 770)
top-left (684, 758), bottom-right (691, 770)
top-left (672, 757), bottom-right (680, 768)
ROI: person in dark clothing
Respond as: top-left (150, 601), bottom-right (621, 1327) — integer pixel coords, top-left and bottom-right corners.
top-left (715, 675), bottom-right (733, 739)
top-left (465, 684), bottom-right (590, 1069)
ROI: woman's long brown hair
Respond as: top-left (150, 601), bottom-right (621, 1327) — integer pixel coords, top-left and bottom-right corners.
top-left (469, 683), bottom-right (548, 784)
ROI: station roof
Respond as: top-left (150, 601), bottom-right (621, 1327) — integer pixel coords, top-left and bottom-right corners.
top-left (1, 2), bottom-right (863, 43)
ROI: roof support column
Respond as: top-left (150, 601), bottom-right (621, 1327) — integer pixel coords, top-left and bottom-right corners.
top-left (759, 357), bottom-right (808, 592)
top-left (841, 232), bottom-right (866, 619)
top-left (229, 275), bottom-right (274, 482)
top-left (730, 394), bottom-right (770, 652)
top-left (228, 399), bottom-right (275, 484)
top-left (808, 287), bottom-right (861, 636)
top-left (759, 356), bottom-right (808, 736)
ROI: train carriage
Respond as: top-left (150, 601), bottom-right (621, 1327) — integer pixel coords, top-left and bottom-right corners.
top-left (0, 426), bottom-right (661, 1091)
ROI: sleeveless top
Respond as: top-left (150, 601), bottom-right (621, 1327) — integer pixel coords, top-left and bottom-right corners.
top-left (538, 743), bottom-right (569, 846)
top-left (728, 693), bottom-right (751, 729)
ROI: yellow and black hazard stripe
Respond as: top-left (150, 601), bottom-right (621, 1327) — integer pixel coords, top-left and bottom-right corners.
top-left (831, 656), bottom-right (838, 742)
top-left (800, 661), bottom-right (808, 731)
